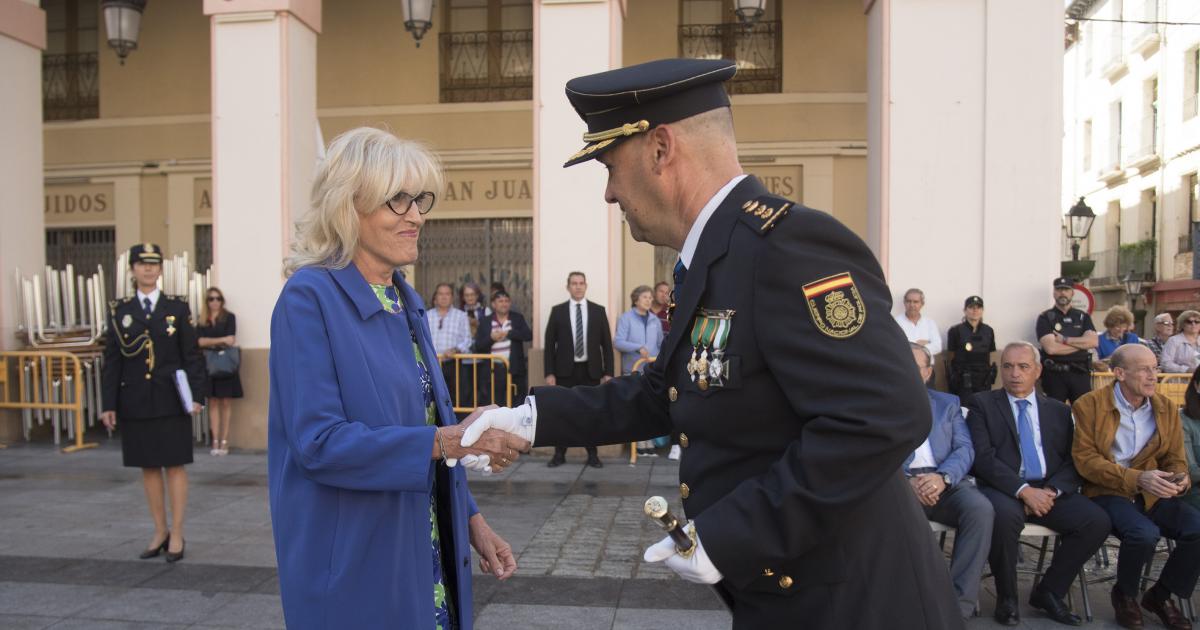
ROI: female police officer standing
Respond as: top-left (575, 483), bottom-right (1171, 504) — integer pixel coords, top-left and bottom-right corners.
top-left (946, 295), bottom-right (996, 400)
top-left (101, 243), bottom-right (206, 562)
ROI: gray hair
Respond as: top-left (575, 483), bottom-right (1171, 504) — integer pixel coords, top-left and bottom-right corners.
top-left (909, 342), bottom-right (932, 368)
top-left (904, 288), bottom-right (925, 302)
top-left (1001, 341), bottom-right (1041, 365)
top-left (284, 127), bottom-right (444, 276)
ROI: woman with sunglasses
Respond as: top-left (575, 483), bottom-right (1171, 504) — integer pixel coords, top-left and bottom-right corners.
top-left (1162, 309), bottom-right (1200, 373)
top-left (269, 127), bottom-right (526, 629)
top-left (197, 287), bottom-right (242, 455)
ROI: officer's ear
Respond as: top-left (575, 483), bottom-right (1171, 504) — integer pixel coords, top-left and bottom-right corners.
top-left (647, 125), bottom-right (677, 175)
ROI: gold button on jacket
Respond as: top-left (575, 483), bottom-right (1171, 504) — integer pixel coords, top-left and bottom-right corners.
top-left (680, 483), bottom-right (690, 499)
top-left (679, 433), bottom-right (689, 448)
top-left (668, 387), bottom-right (678, 402)
top-left (778, 575), bottom-right (793, 589)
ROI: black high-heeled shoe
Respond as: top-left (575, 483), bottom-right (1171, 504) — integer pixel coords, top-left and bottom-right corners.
top-left (139, 534), bottom-right (170, 559)
top-left (165, 539), bottom-right (185, 563)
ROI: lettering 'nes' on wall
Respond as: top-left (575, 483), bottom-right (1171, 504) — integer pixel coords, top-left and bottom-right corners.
top-left (745, 165), bottom-right (803, 201)
top-left (44, 183), bottom-right (116, 225)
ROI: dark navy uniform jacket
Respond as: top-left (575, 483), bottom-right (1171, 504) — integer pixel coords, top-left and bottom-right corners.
top-left (1036, 307), bottom-right (1095, 365)
top-left (532, 176), bottom-right (962, 629)
top-left (102, 294), bottom-right (206, 419)
top-left (948, 320), bottom-right (996, 369)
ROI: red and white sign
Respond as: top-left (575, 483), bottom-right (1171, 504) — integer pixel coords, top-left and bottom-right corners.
top-left (1071, 283), bottom-right (1095, 314)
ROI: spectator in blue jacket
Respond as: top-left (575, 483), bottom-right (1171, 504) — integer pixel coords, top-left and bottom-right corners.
top-left (615, 285), bottom-right (666, 457)
top-left (903, 342), bottom-right (994, 620)
top-left (1097, 305), bottom-right (1141, 363)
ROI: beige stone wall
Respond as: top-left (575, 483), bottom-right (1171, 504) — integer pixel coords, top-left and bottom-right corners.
top-left (98, 3), bottom-right (210, 117)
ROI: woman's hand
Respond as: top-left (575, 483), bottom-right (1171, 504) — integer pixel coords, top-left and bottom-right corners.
top-left (469, 513), bottom-right (517, 580)
top-left (100, 411), bottom-right (116, 430)
top-left (436, 406), bottom-right (530, 473)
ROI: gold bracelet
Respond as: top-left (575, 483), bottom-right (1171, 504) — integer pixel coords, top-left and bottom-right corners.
top-left (435, 428), bottom-right (449, 461)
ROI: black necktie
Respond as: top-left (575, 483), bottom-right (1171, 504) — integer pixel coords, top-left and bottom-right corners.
top-left (142, 297), bottom-right (153, 318)
top-left (574, 302), bottom-right (585, 359)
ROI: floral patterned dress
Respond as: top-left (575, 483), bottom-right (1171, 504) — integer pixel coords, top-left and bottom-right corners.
top-left (370, 283), bottom-right (453, 630)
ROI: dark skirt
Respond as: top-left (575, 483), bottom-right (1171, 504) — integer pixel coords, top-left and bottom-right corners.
top-left (120, 415), bottom-right (195, 468)
top-left (208, 373), bottom-right (244, 399)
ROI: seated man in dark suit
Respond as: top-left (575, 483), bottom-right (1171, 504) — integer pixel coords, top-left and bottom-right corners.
top-left (903, 343), bottom-right (994, 619)
top-left (965, 341), bottom-right (1110, 626)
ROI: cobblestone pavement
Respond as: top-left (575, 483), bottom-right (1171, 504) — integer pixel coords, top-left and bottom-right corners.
top-left (0, 440), bottom-right (1188, 628)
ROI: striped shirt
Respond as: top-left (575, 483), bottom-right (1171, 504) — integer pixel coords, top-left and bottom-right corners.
top-left (490, 317), bottom-right (513, 360)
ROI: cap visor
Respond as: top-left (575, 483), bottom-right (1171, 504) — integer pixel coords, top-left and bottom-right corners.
top-left (563, 137), bottom-right (622, 168)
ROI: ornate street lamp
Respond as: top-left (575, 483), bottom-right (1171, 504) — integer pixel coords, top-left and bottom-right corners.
top-left (1124, 271), bottom-right (1147, 309)
top-left (402, 0), bottom-right (435, 47)
top-left (734, 0), bottom-right (767, 25)
top-left (1065, 196), bottom-right (1096, 261)
top-left (101, 0), bottom-right (147, 65)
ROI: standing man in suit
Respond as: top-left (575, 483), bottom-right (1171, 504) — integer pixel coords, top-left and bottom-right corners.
top-left (543, 271), bottom-right (613, 468)
top-left (903, 343), bottom-right (993, 620)
top-left (474, 290), bottom-right (533, 407)
top-left (462, 58), bottom-right (961, 629)
top-left (965, 341), bottom-right (1110, 626)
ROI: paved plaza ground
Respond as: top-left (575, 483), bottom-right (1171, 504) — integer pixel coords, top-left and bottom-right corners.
top-left (0, 439), bottom-right (1188, 629)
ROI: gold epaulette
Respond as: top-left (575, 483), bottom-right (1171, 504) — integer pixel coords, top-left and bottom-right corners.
top-left (738, 195), bottom-right (793, 235)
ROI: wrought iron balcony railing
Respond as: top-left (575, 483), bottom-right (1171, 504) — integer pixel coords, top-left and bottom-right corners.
top-left (439, 29), bottom-right (532, 103)
top-left (43, 53), bottom-right (99, 121)
top-left (679, 20), bottom-right (782, 95)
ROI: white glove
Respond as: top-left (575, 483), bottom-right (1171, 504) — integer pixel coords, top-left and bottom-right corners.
top-left (460, 402), bottom-right (536, 449)
top-left (458, 454), bottom-right (493, 475)
top-left (642, 521), bottom-right (723, 585)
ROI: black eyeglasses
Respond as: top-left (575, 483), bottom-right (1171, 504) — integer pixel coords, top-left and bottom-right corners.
top-left (207, 296), bottom-right (223, 302)
top-left (385, 191), bottom-right (436, 216)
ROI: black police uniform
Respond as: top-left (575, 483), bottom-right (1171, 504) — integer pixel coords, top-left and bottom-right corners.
top-left (101, 245), bottom-right (207, 468)
top-left (532, 58), bottom-right (962, 630)
top-left (947, 297), bottom-right (996, 399)
top-left (1036, 293), bottom-right (1095, 404)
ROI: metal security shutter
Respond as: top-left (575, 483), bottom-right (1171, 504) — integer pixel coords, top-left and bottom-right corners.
top-left (194, 224), bottom-right (213, 274)
top-left (415, 218), bottom-right (533, 316)
top-left (45, 227), bottom-right (115, 292)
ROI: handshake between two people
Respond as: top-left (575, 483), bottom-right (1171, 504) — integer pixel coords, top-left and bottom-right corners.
top-left (434, 403), bottom-right (536, 474)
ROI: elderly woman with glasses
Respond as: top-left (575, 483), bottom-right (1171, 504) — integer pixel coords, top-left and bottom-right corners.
top-left (1162, 310), bottom-right (1200, 373)
top-left (1145, 313), bottom-right (1175, 365)
top-left (268, 127), bottom-right (529, 629)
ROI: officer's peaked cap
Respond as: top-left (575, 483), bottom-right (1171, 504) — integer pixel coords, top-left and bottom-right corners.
top-left (129, 243), bottom-right (163, 266)
top-left (563, 58), bottom-right (738, 168)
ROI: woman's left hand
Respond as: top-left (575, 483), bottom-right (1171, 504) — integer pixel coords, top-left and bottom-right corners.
top-left (469, 513), bottom-right (517, 580)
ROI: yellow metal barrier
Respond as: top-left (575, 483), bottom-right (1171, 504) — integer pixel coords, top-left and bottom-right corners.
top-left (0, 351), bottom-right (97, 453)
top-left (628, 356), bottom-right (657, 465)
top-left (1090, 371), bottom-right (1191, 409)
top-left (440, 353), bottom-right (514, 413)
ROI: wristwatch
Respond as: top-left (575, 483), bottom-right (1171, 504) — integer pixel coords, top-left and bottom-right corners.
top-left (941, 473), bottom-right (953, 487)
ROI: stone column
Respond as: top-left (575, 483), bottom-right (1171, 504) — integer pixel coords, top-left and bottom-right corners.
top-left (204, 0), bottom-right (320, 448)
top-left (866, 0), bottom-right (1063, 347)
top-left (0, 0), bottom-right (46, 440)
top-left (532, 0), bottom-right (624, 356)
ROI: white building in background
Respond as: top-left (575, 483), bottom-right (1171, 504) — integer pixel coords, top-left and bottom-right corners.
top-left (1064, 0), bottom-right (1200, 324)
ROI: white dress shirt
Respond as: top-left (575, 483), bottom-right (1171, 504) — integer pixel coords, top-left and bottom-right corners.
top-left (908, 438), bottom-right (938, 470)
top-left (1007, 391), bottom-right (1049, 496)
top-left (136, 288), bottom-right (161, 314)
top-left (1112, 382), bottom-right (1157, 467)
top-left (568, 298), bottom-right (588, 363)
top-left (678, 174), bottom-right (748, 269)
top-left (894, 313), bottom-right (943, 356)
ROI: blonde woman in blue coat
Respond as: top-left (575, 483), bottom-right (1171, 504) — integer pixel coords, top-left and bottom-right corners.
top-left (268, 127), bottom-right (530, 629)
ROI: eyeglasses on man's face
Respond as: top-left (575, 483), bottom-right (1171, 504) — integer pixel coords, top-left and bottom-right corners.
top-left (385, 191), bottom-right (436, 216)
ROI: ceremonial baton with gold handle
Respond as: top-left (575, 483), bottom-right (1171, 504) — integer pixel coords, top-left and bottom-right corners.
top-left (644, 496), bottom-right (734, 611)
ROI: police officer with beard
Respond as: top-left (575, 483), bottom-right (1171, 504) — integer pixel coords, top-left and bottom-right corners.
top-left (1036, 277), bottom-right (1098, 403)
top-left (947, 295), bottom-right (996, 399)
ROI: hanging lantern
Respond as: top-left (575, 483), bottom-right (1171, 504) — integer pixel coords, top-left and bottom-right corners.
top-left (734, 0), bottom-right (767, 25)
top-left (402, 0), bottom-right (435, 47)
top-left (101, 0), bottom-right (148, 65)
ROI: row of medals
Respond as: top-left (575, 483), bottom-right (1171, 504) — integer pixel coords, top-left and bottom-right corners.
top-left (687, 345), bottom-right (725, 391)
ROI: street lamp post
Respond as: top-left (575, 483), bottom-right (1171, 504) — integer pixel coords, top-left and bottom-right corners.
top-left (100, 0), bottom-right (147, 65)
top-left (734, 0), bottom-right (767, 25)
top-left (402, 0), bottom-right (435, 47)
top-left (1065, 196), bottom-right (1096, 261)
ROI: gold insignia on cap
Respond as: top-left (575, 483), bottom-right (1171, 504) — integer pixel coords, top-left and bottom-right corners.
top-left (566, 138), bottom-right (617, 163)
top-left (144, 243), bottom-right (155, 253)
top-left (582, 119), bottom-right (650, 143)
top-left (802, 272), bottom-right (866, 339)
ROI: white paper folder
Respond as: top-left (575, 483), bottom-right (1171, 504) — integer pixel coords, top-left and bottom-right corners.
top-left (174, 369), bottom-right (195, 414)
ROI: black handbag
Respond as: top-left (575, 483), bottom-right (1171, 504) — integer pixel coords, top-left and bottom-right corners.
top-left (205, 347), bottom-right (240, 378)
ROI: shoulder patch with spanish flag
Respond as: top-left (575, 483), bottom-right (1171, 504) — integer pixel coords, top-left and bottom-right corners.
top-left (802, 272), bottom-right (866, 339)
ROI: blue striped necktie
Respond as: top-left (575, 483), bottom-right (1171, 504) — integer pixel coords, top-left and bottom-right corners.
top-left (1016, 400), bottom-right (1044, 481)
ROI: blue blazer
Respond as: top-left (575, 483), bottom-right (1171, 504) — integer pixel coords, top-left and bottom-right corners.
top-left (268, 264), bottom-right (478, 629)
top-left (903, 389), bottom-right (974, 485)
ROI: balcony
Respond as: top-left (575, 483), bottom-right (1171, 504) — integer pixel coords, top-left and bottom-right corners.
top-left (43, 53), bottom-right (98, 121)
top-left (1091, 241), bottom-right (1157, 288)
top-left (438, 30), bottom-right (532, 103)
top-left (679, 20), bottom-right (782, 95)
top-left (1131, 0), bottom-right (1161, 56)
top-left (1131, 112), bottom-right (1160, 171)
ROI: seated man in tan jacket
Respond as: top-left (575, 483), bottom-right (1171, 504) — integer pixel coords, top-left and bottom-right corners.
top-left (1072, 344), bottom-right (1200, 630)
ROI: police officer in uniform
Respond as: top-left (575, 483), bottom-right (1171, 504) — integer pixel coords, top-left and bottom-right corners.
top-left (101, 243), bottom-right (206, 562)
top-left (946, 295), bottom-right (996, 400)
top-left (462, 59), bottom-right (961, 629)
top-left (1036, 277), bottom-right (1098, 404)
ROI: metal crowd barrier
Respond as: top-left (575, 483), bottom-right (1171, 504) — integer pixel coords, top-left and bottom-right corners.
top-left (441, 353), bottom-right (514, 413)
top-left (1090, 371), bottom-right (1191, 408)
top-left (0, 351), bottom-right (98, 453)
top-left (628, 356), bottom-right (656, 465)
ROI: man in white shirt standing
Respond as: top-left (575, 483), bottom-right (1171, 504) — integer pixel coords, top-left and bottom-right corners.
top-left (894, 288), bottom-right (942, 356)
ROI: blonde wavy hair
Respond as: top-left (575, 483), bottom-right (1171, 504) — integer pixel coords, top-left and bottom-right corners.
top-left (284, 127), bottom-right (444, 276)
